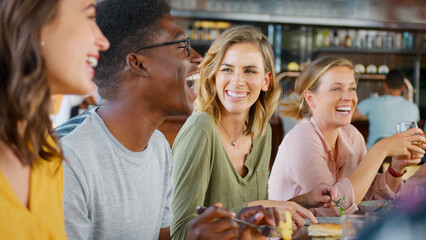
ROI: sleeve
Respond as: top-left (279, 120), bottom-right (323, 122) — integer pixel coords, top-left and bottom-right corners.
top-left (170, 125), bottom-right (212, 240)
top-left (62, 145), bottom-right (92, 240)
top-left (161, 142), bottom-right (174, 228)
top-left (365, 173), bottom-right (403, 200)
top-left (285, 128), bottom-right (357, 216)
top-left (356, 98), bottom-right (371, 116)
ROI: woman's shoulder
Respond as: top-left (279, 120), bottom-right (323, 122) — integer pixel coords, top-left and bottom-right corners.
top-left (185, 112), bottom-right (216, 131)
top-left (341, 124), bottom-right (364, 140)
top-left (286, 119), bottom-right (317, 138)
top-left (174, 112), bottom-right (217, 145)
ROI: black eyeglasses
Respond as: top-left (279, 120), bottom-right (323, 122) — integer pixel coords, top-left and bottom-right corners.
top-left (133, 37), bottom-right (191, 57)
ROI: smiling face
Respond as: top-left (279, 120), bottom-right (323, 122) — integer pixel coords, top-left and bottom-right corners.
top-left (307, 66), bottom-right (358, 129)
top-left (215, 43), bottom-right (270, 117)
top-left (41, 0), bottom-right (109, 95)
top-left (144, 15), bottom-right (202, 116)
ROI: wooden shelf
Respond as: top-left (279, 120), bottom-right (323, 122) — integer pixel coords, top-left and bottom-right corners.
top-left (315, 47), bottom-right (426, 55)
top-left (277, 71), bottom-right (386, 82)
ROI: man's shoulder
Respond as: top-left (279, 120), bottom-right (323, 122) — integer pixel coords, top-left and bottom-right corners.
top-left (150, 129), bottom-right (170, 150)
top-left (55, 110), bottom-right (93, 138)
top-left (358, 96), bottom-right (378, 106)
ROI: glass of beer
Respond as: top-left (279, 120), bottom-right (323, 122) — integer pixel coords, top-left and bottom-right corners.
top-left (397, 121), bottom-right (422, 151)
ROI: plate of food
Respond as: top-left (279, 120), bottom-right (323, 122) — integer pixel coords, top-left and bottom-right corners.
top-left (358, 200), bottom-right (393, 213)
top-left (304, 217), bottom-right (341, 226)
top-left (307, 223), bottom-right (342, 240)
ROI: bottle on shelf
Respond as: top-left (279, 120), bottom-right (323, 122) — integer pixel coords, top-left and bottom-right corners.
top-left (354, 30), bottom-right (364, 49)
top-left (365, 31), bottom-right (373, 49)
top-left (315, 29), bottom-right (323, 48)
top-left (395, 33), bottom-right (402, 49)
top-left (374, 32), bottom-right (383, 49)
top-left (344, 30), bottom-right (353, 48)
top-left (404, 31), bottom-right (413, 49)
top-left (322, 29), bottom-right (330, 47)
top-left (333, 30), bottom-right (340, 47)
top-left (384, 32), bottom-right (394, 49)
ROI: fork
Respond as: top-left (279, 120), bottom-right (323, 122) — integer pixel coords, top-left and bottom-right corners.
top-left (373, 200), bottom-right (392, 213)
top-left (195, 206), bottom-right (281, 237)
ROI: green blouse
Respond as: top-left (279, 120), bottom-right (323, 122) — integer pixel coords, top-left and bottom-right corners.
top-left (171, 112), bottom-right (271, 240)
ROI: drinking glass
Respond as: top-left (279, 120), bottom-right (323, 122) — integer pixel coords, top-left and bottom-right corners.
top-left (397, 121), bottom-right (418, 133)
top-left (397, 121), bottom-right (421, 151)
top-left (342, 214), bottom-right (376, 240)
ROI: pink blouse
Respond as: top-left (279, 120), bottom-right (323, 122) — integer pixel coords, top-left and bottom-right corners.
top-left (269, 117), bottom-right (402, 216)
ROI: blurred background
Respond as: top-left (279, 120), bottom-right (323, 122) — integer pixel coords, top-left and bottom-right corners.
top-left (167, 0), bottom-right (426, 115)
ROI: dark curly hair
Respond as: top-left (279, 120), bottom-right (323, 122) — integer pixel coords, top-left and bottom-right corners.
top-left (94, 0), bottom-right (171, 98)
top-left (0, 0), bottom-right (62, 165)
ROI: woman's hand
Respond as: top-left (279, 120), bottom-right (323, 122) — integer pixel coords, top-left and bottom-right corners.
top-left (375, 128), bottom-right (426, 158)
top-left (187, 204), bottom-right (239, 240)
top-left (391, 155), bottom-right (422, 173)
top-left (275, 201), bottom-right (317, 230)
top-left (248, 200), bottom-right (317, 230)
top-left (238, 206), bottom-right (280, 240)
top-left (290, 184), bottom-right (338, 209)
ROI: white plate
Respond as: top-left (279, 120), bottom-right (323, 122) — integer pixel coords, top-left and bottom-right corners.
top-left (304, 217), bottom-right (341, 226)
top-left (358, 200), bottom-right (390, 213)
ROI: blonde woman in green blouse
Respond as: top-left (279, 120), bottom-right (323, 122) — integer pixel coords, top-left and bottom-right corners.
top-left (171, 25), bottom-right (338, 240)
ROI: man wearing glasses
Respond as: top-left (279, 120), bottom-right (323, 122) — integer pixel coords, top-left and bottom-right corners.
top-left (56, 0), bottom-right (277, 239)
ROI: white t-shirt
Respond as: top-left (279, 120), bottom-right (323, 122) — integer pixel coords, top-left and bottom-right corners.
top-left (57, 108), bottom-right (173, 240)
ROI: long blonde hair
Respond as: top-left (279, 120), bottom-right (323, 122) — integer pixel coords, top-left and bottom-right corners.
top-left (194, 25), bottom-right (281, 138)
top-left (281, 57), bottom-right (354, 120)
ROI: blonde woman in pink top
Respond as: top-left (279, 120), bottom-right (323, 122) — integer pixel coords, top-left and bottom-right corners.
top-left (269, 57), bottom-right (426, 217)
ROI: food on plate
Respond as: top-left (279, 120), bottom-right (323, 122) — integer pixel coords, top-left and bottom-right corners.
top-left (358, 200), bottom-right (394, 213)
top-left (331, 196), bottom-right (346, 217)
top-left (277, 210), bottom-right (293, 240)
top-left (308, 223), bottom-right (342, 239)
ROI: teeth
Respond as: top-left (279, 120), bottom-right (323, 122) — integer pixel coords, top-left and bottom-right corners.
top-left (186, 73), bottom-right (199, 90)
top-left (227, 90), bottom-right (248, 98)
top-left (186, 73), bottom-right (200, 81)
top-left (336, 107), bottom-right (351, 111)
top-left (86, 56), bottom-right (98, 68)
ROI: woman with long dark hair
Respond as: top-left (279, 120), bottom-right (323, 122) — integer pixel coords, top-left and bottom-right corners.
top-left (0, 0), bottom-right (109, 238)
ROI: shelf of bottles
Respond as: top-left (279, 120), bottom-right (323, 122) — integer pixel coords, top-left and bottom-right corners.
top-left (181, 20), bottom-right (425, 75)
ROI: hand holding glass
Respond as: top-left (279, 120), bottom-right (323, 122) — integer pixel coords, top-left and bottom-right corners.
top-left (397, 121), bottom-right (422, 152)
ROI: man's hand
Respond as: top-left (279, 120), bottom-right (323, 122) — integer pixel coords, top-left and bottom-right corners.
top-left (238, 206), bottom-right (280, 240)
top-left (187, 204), bottom-right (238, 240)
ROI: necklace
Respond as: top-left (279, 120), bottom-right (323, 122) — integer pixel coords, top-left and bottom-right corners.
top-left (219, 122), bottom-right (244, 147)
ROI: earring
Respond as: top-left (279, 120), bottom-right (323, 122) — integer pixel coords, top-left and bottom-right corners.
top-left (41, 41), bottom-right (45, 47)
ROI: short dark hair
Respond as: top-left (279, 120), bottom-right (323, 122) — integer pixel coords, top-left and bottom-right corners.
top-left (94, 0), bottom-right (171, 98)
top-left (385, 69), bottom-right (405, 89)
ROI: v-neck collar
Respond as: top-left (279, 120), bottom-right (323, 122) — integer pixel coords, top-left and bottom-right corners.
top-left (308, 117), bottom-right (355, 167)
top-left (0, 165), bottom-right (33, 212)
top-left (215, 123), bottom-right (257, 181)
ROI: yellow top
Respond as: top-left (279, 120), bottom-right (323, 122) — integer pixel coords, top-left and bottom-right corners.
top-left (0, 142), bottom-right (67, 240)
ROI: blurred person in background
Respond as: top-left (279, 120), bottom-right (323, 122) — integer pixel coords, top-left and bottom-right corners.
top-left (352, 69), bottom-right (420, 149)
